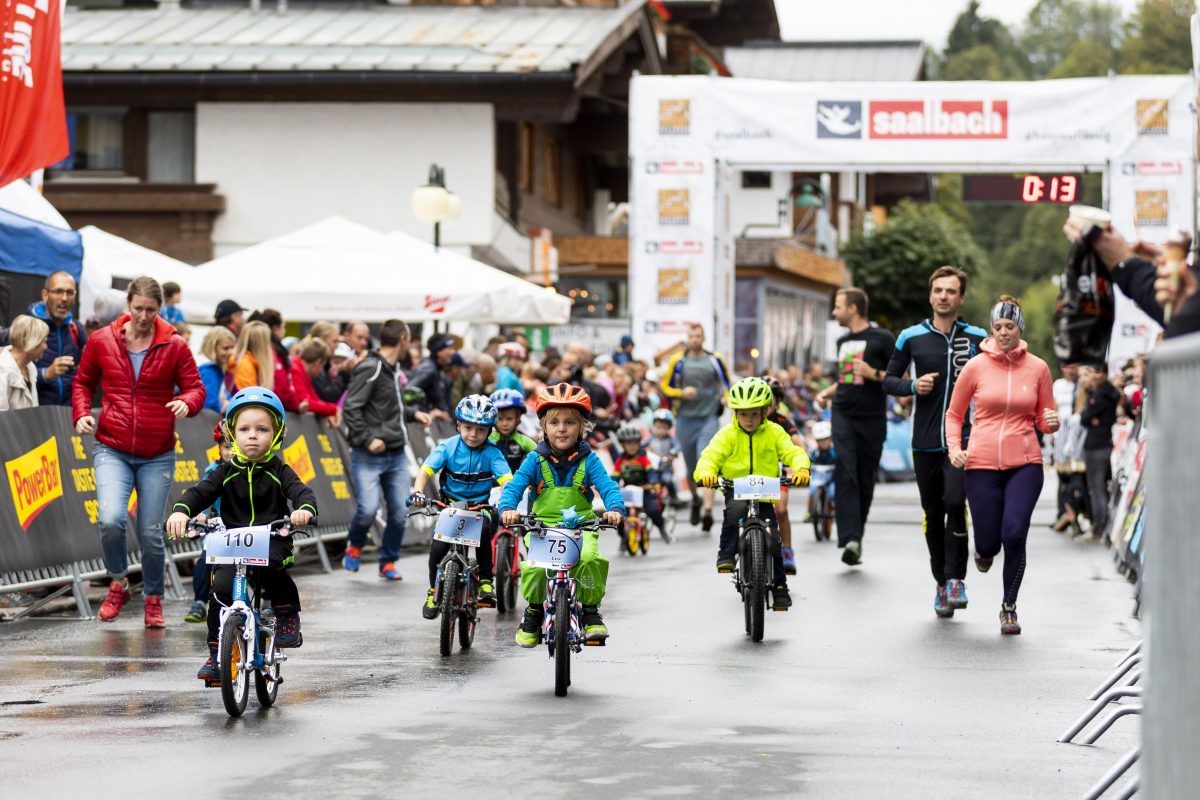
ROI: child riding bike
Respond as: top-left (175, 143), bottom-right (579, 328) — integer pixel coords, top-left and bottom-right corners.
top-left (489, 388), bottom-right (537, 473)
top-left (647, 408), bottom-right (682, 506)
top-left (806, 420), bottom-right (836, 518)
top-left (166, 387), bottom-right (317, 682)
top-left (498, 383), bottom-right (624, 647)
top-left (694, 377), bottom-right (810, 609)
top-left (411, 394), bottom-right (512, 614)
top-left (613, 422), bottom-right (671, 543)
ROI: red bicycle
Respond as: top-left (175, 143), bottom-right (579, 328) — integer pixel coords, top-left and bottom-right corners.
top-left (492, 518), bottom-right (524, 613)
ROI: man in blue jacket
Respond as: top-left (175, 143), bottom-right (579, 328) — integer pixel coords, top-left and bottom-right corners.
top-left (883, 266), bottom-right (986, 619)
top-left (29, 271), bottom-right (87, 407)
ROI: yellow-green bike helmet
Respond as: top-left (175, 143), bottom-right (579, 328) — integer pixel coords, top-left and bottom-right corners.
top-left (727, 377), bottom-right (773, 410)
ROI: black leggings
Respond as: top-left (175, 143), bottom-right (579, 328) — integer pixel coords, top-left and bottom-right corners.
top-left (913, 451), bottom-right (969, 585)
top-left (428, 509), bottom-right (497, 586)
top-left (964, 464), bottom-right (1044, 606)
top-left (206, 564), bottom-right (300, 646)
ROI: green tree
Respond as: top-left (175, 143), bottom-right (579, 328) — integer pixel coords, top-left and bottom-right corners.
top-left (1049, 38), bottom-right (1119, 77)
top-left (1121, 0), bottom-right (1194, 74)
top-left (1022, 0), bottom-right (1123, 78)
top-left (842, 200), bottom-right (987, 333)
top-left (936, 1), bottom-right (1029, 79)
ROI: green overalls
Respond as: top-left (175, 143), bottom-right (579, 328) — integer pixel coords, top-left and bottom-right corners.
top-left (520, 456), bottom-right (609, 607)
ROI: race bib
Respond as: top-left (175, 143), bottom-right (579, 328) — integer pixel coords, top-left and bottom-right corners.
top-left (621, 485), bottom-right (645, 507)
top-left (525, 528), bottom-right (583, 570)
top-left (205, 525), bottom-right (271, 566)
top-left (733, 475), bottom-right (780, 501)
top-left (433, 507), bottom-right (484, 547)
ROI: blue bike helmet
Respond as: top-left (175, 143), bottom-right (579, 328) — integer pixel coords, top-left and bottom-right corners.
top-left (652, 408), bottom-right (675, 425)
top-left (224, 387), bottom-right (287, 455)
top-left (489, 388), bottom-right (526, 410)
top-left (455, 394), bottom-right (498, 426)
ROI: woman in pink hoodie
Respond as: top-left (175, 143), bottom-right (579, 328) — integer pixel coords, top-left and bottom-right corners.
top-left (945, 296), bottom-right (1059, 635)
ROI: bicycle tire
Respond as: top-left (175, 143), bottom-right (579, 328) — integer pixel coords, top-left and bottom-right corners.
top-left (219, 613), bottom-right (249, 717)
top-left (811, 489), bottom-right (825, 542)
top-left (254, 632), bottom-right (280, 708)
top-left (639, 515), bottom-right (650, 555)
top-left (459, 570), bottom-right (477, 650)
top-left (554, 583), bottom-right (571, 697)
top-left (505, 543), bottom-right (520, 612)
top-left (458, 602), bottom-right (476, 649)
top-left (747, 526), bottom-right (767, 642)
top-left (495, 537), bottom-right (512, 614)
top-left (663, 501), bottom-right (677, 539)
top-left (439, 560), bottom-right (459, 657)
top-left (821, 496), bottom-right (835, 541)
top-left (624, 517), bottom-right (640, 556)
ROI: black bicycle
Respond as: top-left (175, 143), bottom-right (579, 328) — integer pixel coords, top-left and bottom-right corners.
top-left (408, 500), bottom-right (486, 656)
top-left (809, 464), bottom-right (835, 542)
top-left (719, 476), bottom-right (786, 642)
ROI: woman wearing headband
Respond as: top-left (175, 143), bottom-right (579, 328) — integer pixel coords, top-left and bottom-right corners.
top-left (944, 295), bottom-right (1059, 635)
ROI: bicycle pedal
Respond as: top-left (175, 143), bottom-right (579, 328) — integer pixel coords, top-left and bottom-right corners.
top-left (771, 606), bottom-right (790, 612)
top-left (583, 639), bottom-right (606, 647)
top-left (204, 680), bottom-right (220, 689)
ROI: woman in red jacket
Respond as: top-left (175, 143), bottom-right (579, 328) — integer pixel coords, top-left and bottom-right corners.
top-left (289, 337), bottom-right (342, 426)
top-left (72, 277), bottom-right (205, 628)
top-left (945, 296), bottom-right (1059, 636)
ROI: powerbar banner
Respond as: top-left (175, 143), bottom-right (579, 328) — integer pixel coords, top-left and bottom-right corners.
top-left (0, 407), bottom-right (356, 574)
top-left (629, 75), bottom-right (1194, 363)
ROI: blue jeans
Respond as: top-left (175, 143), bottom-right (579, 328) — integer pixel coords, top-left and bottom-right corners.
top-left (94, 442), bottom-right (176, 597)
top-left (676, 414), bottom-right (721, 479)
top-left (348, 447), bottom-right (411, 566)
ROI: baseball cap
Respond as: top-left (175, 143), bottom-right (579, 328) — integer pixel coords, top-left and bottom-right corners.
top-left (429, 334), bottom-right (456, 354)
top-left (214, 299), bottom-right (247, 321)
top-left (620, 334), bottom-right (634, 348)
top-left (332, 342), bottom-right (356, 359)
top-left (449, 352), bottom-right (469, 368)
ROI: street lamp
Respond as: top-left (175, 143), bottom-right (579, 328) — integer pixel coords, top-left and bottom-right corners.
top-left (411, 163), bottom-right (460, 250)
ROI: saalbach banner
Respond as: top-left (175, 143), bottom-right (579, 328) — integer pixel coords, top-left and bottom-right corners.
top-left (0, 0), bottom-right (69, 186)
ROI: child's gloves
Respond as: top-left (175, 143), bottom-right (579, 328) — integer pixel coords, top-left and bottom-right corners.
top-left (407, 491), bottom-right (426, 508)
top-left (791, 468), bottom-right (810, 487)
top-left (698, 474), bottom-right (719, 488)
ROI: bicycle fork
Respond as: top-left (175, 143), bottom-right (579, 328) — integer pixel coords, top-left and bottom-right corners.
top-left (543, 573), bottom-right (583, 656)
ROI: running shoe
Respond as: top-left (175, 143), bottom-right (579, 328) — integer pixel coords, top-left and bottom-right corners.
top-left (184, 600), bottom-right (207, 623)
top-left (97, 579), bottom-right (131, 622)
top-left (143, 595), bottom-right (166, 629)
top-left (516, 606), bottom-right (543, 648)
top-left (581, 606), bottom-right (609, 642)
top-left (342, 546), bottom-right (361, 572)
top-left (841, 540), bottom-right (862, 566)
top-left (690, 498), bottom-right (702, 526)
top-left (701, 510), bottom-right (714, 533)
top-left (947, 579), bottom-right (969, 609)
top-left (1000, 604), bottom-right (1021, 635)
top-left (378, 562), bottom-right (402, 581)
top-left (422, 588), bottom-right (439, 620)
top-left (197, 654), bottom-right (219, 683)
top-left (781, 547), bottom-right (797, 575)
top-left (716, 555), bottom-right (736, 574)
top-left (477, 579), bottom-right (496, 608)
top-left (276, 612), bottom-right (303, 648)
top-left (771, 584), bottom-right (793, 610)
top-left (974, 550), bottom-right (993, 573)
top-left (934, 585), bottom-right (954, 618)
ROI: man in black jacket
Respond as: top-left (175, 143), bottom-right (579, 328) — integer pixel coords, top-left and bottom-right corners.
top-left (1079, 364), bottom-right (1121, 537)
top-left (342, 319), bottom-right (431, 580)
top-left (883, 266), bottom-right (986, 616)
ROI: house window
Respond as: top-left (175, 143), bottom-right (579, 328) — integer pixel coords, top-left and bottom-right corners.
top-left (545, 138), bottom-right (562, 207)
top-left (741, 171), bottom-right (772, 189)
top-left (147, 111), bottom-right (195, 183)
top-left (561, 276), bottom-right (626, 320)
top-left (518, 123), bottom-right (533, 192)
top-left (53, 109), bottom-right (125, 173)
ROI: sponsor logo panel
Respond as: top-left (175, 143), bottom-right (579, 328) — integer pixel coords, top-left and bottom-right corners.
top-left (658, 99), bottom-right (690, 135)
top-left (6, 437), bottom-right (64, 531)
top-left (1134, 190), bottom-right (1169, 227)
top-left (656, 268), bottom-right (690, 305)
top-left (1136, 99), bottom-right (1169, 136)
top-left (657, 189), bottom-right (690, 225)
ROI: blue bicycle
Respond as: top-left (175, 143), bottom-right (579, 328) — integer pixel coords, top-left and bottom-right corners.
top-left (514, 511), bottom-right (615, 697)
top-left (187, 518), bottom-right (297, 717)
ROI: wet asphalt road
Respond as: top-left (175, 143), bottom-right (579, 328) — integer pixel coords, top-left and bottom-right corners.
top-left (0, 478), bottom-right (1139, 798)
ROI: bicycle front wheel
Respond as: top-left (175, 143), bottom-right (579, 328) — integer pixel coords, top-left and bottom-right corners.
top-left (747, 527), bottom-right (768, 642)
top-left (554, 583), bottom-right (571, 697)
top-left (439, 560), bottom-right (460, 657)
top-left (623, 517), bottom-right (640, 556)
top-left (459, 578), bottom-right (477, 650)
top-left (219, 612), bottom-right (250, 717)
top-left (494, 537), bottom-right (513, 614)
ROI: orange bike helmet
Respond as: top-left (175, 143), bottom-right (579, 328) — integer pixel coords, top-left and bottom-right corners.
top-left (535, 382), bottom-right (593, 417)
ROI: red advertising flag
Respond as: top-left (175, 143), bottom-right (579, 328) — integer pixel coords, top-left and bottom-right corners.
top-left (0, 0), bottom-right (69, 186)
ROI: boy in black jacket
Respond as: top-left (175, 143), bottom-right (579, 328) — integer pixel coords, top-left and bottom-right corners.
top-left (167, 387), bottom-right (317, 683)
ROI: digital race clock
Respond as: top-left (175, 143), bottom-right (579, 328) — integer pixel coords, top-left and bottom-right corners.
top-left (962, 174), bottom-right (1082, 205)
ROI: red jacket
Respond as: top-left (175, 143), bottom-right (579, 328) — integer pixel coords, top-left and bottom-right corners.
top-left (289, 359), bottom-right (340, 417)
top-left (72, 315), bottom-right (205, 457)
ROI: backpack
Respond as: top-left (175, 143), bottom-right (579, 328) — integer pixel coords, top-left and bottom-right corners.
top-left (1053, 238), bottom-right (1114, 365)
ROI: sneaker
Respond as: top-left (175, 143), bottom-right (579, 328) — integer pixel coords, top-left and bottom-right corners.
top-left (197, 653), bottom-right (219, 683)
top-left (184, 600), bottom-right (207, 623)
top-left (974, 550), bottom-right (993, 574)
top-left (581, 606), bottom-right (609, 642)
top-left (143, 595), bottom-right (166, 629)
top-left (841, 540), bottom-right (862, 566)
top-left (276, 612), bottom-right (303, 648)
top-left (477, 579), bottom-right (496, 608)
top-left (701, 510), bottom-right (714, 532)
top-left (97, 579), bottom-right (131, 622)
top-left (934, 585), bottom-right (954, 618)
top-left (771, 584), bottom-right (792, 610)
top-left (781, 547), bottom-right (797, 575)
top-left (422, 588), bottom-right (439, 620)
top-left (716, 555), bottom-right (736, 574)
top-left (378, 562), bottom-right (402, 581)
top-left (947, 579), bottom-right (969, 609)
top-left (690, 498), bottom-right (702, 526)
top-left (515, 606), bottom-right (543, 648)
top-left (342, 546), bottom-right (361, 572)
top-left (1000, 603), bottom-right (1021, 635)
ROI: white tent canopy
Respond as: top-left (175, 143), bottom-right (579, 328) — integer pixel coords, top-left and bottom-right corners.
top-left (0, 179), bottom-right (70, 229)
top-left (78, 226), bottom-right (196, 321)
top-left (178, 216), bottom-right (569, 325)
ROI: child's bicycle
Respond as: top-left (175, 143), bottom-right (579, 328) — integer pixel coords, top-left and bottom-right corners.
top-left (718, 476), bottom-right (786, 643)
top-left (651, 480), bottom-right (677, 542)
top-left (619, 483), bottom-right (650, 556)
top-left (809, 464), bottom-right (835, 542)
top-left (512, 512), bottom-right (616, 697)
top-left (489, 486), bottom-right (527, 614)
top-left (185, 517), bottom-right (297, 717)
top-left (408, 499), bottom-right (485, 656)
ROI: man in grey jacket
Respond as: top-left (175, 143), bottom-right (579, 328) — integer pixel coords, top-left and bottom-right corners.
top-left (342, 319), bottom-right (430, 580)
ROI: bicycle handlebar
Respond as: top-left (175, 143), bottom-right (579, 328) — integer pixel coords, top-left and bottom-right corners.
top-left (180, 518), bottom-right (295, 540)
top-left (406, 498), bottom-right (489, 518)
top-left (511, 516), bottom-right (617, 535)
